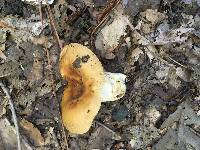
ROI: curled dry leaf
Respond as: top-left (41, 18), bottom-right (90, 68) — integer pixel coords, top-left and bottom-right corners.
top-left (155, 64), bottom-right (171, 84)
top-left (95, 14), bottom-right (130, 59)
top-left (0, 16), bottom-right (48, 45)
top-left (30, 36), bottom-right (53, 48)
top-left (0, 46), bottom-right (6, 60)
top-left (130, 48), bottom-right (144, 62)
top-left (137, 9), bottom-right (167, 34)
top-left (20, 119), bottom-right (45, 147)
top-left (155, 63), bottom-right (182, 89)
top-left (44, 127), bottom-right (59, 147)
top-left (124, 47), bottom-right (143, 73)
top-left (176, 67), bottom-right (191, 82)
top-left (154, 22), bottom-right (194, 45)
top-left (0, 118), bottom-right (32, 150)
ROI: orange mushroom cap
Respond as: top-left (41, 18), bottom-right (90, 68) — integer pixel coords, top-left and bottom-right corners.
top-left (60, 43), bottom-right (104, 134)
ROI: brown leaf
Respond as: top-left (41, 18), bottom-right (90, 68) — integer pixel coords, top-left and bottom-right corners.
top-left (0, 46), bottom-right (7, 60)
top-left (0, 21), bottom-right (16, 30)
top-left (20, 119), bottom-right (44, 147)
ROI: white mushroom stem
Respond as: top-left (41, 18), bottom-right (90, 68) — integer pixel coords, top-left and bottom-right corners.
top-left (100, 72), bottom-right (127, 102)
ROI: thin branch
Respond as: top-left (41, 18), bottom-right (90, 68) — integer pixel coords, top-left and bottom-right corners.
top-left (95, 121), bottom-right (116, 134)
top-left (166, 55), bottom-right (188, 69)
top-left (45, 0), bottom-right (62, 50)
top-left (95, 121), bottom-right (121, 140)
top-left (39, 1), bottom-right (44, 30)
top-left (0, 81), bottom-right (21, 150)
top-left (44, 42), bottom-right (55, 96)
top-left (43, 40), bottom-right (68, 150)
top-left (38, 2), bottom-right (68, 149)
top-left (88, 0), bottom-right (121, 35)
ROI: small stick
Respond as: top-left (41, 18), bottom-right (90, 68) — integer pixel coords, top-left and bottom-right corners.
top-left (166, 55), bottom-right (188, 69)
top-left (39, 1), bottom-right (44, 30)
top-left (145, 45), bottom-right (174, 67)
top-left (43, 42), bottom-right (68, 149)
top-left (89, 0), bottom-right (121, 35)
top-left (45, 0), bottom-right (62, 50)
top-left (0, 81), bottom-right (21, 150)
top-left (95, 121), bottom-right (121, 140)
top-left (38, 2), bottom-right (67, 149)
top-left (95, 121), bottom-right (116, 134)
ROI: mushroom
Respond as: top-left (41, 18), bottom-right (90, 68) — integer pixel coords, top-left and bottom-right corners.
top-left (60, 43), bottom-right (126, 134)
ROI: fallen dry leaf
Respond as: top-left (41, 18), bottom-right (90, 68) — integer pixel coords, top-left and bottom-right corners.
top-left (154, 22), bottom-right (194, 45)
top-left (95, 13), bottom-right (130, 59)
top-left (20, 118), bottom-right (44, 147)
top-left (0, 21), bottom-right (16, 30)
top-left (0, 46), bottom-right (6, 60)
top-left (27, 50), bottom-right (44, 86)
top-left (140, 9), bottom-right (166, 26)
top-left (157, 101), bottom-right (200, 149)
top-left (44, 127), bottom-right (59, 147)
top-left (30, 36), bottom-right (53, 48)
top-left (0, 118), bottom-right (32, 150)
top-left (138, 9), bottom-right (167, 34)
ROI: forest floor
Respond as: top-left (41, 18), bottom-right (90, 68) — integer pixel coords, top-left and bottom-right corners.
top-left (0, 0), bottom-right (200, 149)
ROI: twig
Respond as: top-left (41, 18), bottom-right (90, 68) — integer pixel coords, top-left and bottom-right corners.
top-left (44, 42), bottom-right (55, 96)
top-left (145, 45), bottom-right (174, 67)
top-left (45, 0), bottom-right (62, 50)
top-left (88, 0), bottom-right (121, 35)
top-left (98, 0), bottom-right (121, 22)
top-left (95, 121), bottom-right (115, 134)
top-left (39, 1), bottom-right (44, 30)
top-left (95, 121), bottom-right (121, 140)
top-left (43, 42), bottom-right (68, 149)
top-left (0, 81), bottom-right (21, 150)
top-left (166, 55), bottom-right (188, 69)
top-left (38, 2), bottom-right (68, 149)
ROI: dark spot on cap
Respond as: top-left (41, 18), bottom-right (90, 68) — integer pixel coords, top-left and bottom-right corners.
top-left (82, 55), bottom-right (90, 63)
top-left (73, 57), bottom-right (82, 68)
top-left (116, 94), bottom-right (123, 98)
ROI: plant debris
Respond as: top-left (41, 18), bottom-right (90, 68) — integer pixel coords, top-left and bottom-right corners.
top-left (0, 0), bottom-right (200, 149)
top-left (20, 118), bottom-right (45, 147)
top-left (95, 5), bottom-right (130, 59)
